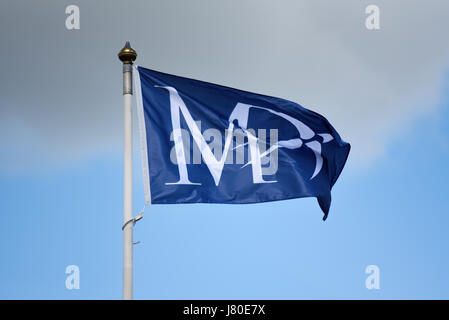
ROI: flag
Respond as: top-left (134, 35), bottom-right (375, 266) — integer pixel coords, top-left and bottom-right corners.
top-left (134, 66), bottom-right (350, 220)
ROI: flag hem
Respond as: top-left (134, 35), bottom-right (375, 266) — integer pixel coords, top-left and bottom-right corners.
top-left (133, 65), bottom-right (151, 204)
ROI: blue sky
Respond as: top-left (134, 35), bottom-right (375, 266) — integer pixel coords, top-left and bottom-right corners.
top-left (1, 85), bottom-right (448, 299)
top-left (1, 1), bottom-right (449, 299)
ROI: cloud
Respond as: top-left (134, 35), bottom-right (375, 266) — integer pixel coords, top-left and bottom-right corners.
top-left (1, 0), bottom-right (449, 172)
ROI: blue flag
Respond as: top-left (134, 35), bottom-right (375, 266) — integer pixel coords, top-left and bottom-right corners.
top-left (134, 66), bottom-right (350, 220)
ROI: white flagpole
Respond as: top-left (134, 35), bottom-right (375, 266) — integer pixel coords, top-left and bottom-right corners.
top-left (118, 41), bottom-right (137, 300)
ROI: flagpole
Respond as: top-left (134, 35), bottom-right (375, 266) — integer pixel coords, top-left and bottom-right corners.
top-left (118, 41), bottom-right (137, 300)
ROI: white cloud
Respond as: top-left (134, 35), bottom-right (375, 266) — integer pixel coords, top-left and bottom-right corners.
top-left (1, 0), bottom-right (449, 172)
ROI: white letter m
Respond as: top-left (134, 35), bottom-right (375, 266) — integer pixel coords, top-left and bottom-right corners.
top-left (158, 86), bottom-right (273, 186)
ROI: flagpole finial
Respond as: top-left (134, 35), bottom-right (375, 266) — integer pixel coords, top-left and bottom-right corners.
top-left (118, 41), bottom-right (137, 64)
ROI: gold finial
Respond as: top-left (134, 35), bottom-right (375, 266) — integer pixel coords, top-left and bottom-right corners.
top-left (118, 41), bottom-right (137, 64)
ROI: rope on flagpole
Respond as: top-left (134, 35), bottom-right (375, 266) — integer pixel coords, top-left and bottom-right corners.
top-left (121, 207), bottom-right (145, 231)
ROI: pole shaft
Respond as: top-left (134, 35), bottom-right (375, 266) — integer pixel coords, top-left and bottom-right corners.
top-left (123, 64), bottom-right (133, 300)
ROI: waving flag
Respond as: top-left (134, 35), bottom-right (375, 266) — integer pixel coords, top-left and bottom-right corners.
top-left (134, 66), bottom-right (350, 220)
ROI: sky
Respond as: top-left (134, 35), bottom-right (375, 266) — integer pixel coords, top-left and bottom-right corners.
top-left (1, 0), bottom-right (449, 299)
